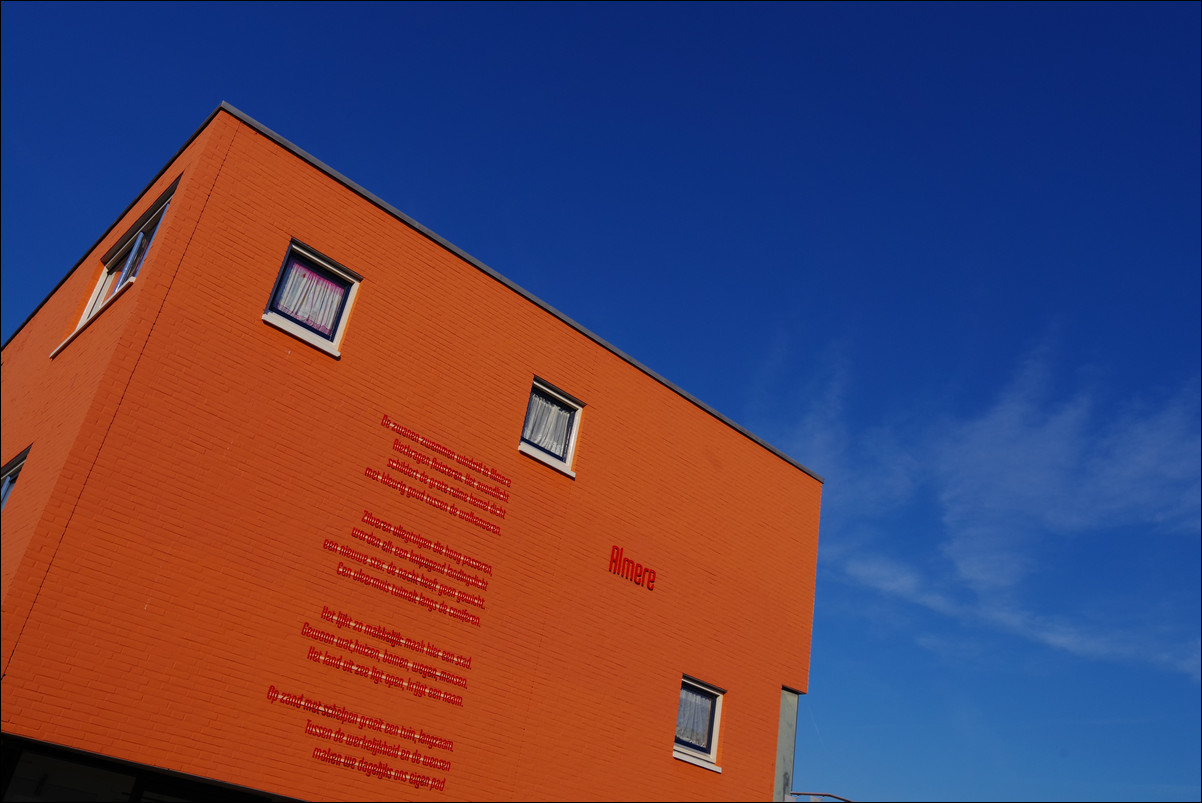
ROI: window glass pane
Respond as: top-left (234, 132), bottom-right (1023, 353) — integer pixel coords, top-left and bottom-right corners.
top-left (676, 683), bottom-right (716, 751)
top-left (85, 200), bottom-right (170, 321)
top-left (1, 449), bottom-right (29, 512)
top-left (1, 464), bottom-right (21, 510)
top-left (272, 257), bottom-right (349, 337)
top-left (521, 390), bottom-right (574, 459)
top-left (119, 230), bottom-right (148, 285)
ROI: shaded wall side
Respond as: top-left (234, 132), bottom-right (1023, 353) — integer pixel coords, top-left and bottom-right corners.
top-left (0, 117), bottom-right (240, 679)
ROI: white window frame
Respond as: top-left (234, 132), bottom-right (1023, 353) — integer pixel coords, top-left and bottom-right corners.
top-left (78, 194), bottom-right (172, 326)
top-left (262, 242), bottom-right (361, 358)
top-left (673, 675), bottom-right (724, 773)
top-left (518, 379), bottom-right (583, 478)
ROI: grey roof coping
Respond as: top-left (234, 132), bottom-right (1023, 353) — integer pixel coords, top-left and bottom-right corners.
top-left (5, 101), bottom-right (823, 484)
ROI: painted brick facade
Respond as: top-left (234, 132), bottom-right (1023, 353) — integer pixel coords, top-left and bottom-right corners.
top-left (1, 105), bottom-right (822, 802)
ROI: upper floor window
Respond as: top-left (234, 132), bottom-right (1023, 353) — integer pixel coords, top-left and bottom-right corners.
top-left (519, 379), bottom-right (583, 477)
top-left (262, 242), bottom-right (361, 358)
top-left (80, 194), bottom-right (172, 323)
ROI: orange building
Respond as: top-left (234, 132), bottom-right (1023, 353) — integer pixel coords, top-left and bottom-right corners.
top-left (1, 104), bottom-right (822, 802)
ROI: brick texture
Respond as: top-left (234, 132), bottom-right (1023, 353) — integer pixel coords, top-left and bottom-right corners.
top-left (1, 108), bottom-right (822, 802)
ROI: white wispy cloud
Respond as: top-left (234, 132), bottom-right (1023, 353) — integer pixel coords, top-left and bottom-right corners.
top-left (932, 360), bottom-right (1200, 593)
top-left (773, 347), bottom-right (1201, 679)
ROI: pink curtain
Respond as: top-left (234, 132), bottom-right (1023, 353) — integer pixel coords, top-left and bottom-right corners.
top-left (276, 259), bottom-right (346, 336)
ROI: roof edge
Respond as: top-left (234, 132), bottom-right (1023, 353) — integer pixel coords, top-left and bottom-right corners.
top-left (7, 101), bottom-right (824, 484)
top-left (1, 106), bottom-right (227, 353)
top-left (215, 103), bottom-right (824, 483)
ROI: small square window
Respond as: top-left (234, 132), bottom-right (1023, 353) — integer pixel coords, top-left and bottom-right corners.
top-left (519, 380), bottom-right (583, 477)
top-left (262, 243), bottom-right (361, 357)
top-left (674, 676), bottom-right (724, 772)
top-left (80, 196), bottom-right (171, 323)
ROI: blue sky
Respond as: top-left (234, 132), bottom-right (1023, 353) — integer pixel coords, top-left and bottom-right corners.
top-left (2, 2), bottom-right (1198, 801)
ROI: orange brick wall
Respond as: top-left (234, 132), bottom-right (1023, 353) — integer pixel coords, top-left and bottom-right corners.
top-left (1, 108), bottom-right (821, 801)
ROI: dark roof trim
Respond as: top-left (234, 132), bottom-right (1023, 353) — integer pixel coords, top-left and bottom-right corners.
top-left (7, 101), bottom-right (823, 483)
top-left (218, 103), bottom-right (823, 483)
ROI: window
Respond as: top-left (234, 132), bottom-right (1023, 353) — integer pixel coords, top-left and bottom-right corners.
top-left (1, 446), bottom-right (31, 512)
top-left (674, 676), bottom-right (724, 772)
top-left (80, 194), bottom-right (171, 323)
top-left (519, 379), bottom-right (583, 477)
top-left (262, 242), bottom-right (361, 357)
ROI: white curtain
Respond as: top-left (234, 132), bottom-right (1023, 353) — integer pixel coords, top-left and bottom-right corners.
top-left (276, 259), bottom-right (346, 336)
top-left (522, 392), bottom-right (572, 458)
top-left (675, 685), bottom-right (714, 749)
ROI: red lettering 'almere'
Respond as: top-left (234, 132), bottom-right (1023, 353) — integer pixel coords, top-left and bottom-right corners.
top-left (608, 545), bottom-right (655, 590)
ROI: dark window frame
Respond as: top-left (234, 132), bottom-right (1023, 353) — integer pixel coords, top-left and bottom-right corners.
top-left (82, 182), bottom-right (177, 323)
top-left (266, 247), bottom-right (354, 342)
top-left (518, 379), bottom-right (584, 477)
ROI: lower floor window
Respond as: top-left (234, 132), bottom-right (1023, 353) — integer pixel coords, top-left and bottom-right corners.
top-left (674, 676), bottom-right (724, 771)
top-left (1, 446), bottom-right (31, 511)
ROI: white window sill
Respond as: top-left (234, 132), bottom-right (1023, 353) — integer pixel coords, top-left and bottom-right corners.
top-left (50, 278), bottom-right (137, 359)
top-left (673, 748), bottom-right (722, 773)
top-left (518, 441), bottom-right (576, 478)
top-left (262, 311), bottom-right (342, 358)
